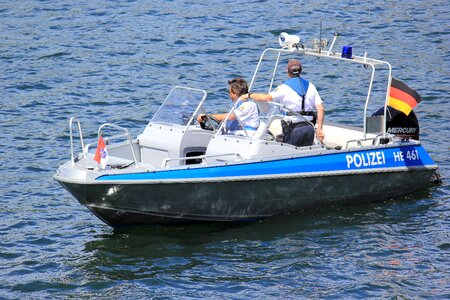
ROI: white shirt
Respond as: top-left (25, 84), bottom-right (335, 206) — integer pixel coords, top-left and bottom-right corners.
top-left (230, 101), bottom-right (260, 136)
top-left (270, 81), bottom-right (322, 123)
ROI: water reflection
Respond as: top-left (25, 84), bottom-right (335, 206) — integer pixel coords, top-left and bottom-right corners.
top-left (80, 192), bottom-right (439, 288)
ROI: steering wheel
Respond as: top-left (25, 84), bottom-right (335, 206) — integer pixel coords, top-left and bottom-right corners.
top-left (199, 115), bottom-right (221, 131)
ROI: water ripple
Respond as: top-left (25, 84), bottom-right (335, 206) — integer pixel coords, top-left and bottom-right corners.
top-left (0, 0), bottom-right (448, 298)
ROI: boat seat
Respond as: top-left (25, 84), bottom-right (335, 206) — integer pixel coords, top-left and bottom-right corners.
top-left (268, 118), bottom-right (282, 137)
top-left (252, 120), bottom-right (267, 139)
top-left (253, 116), bottom-right (284, 140)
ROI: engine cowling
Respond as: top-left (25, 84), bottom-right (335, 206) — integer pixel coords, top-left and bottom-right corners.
top-left (372, 106), bottom-right (419, 140)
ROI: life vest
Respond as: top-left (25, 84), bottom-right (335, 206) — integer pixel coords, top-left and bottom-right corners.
top-left (283, 77), bottom-right (310, 112)
top-left (284, 77), bottom-right (317, 124)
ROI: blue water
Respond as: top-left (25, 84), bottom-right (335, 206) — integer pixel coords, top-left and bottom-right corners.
top-left (1, 0), bottom-right (449, 298)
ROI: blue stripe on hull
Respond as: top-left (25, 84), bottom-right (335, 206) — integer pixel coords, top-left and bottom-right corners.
top-left (96, 145), bottom-right (436, 181)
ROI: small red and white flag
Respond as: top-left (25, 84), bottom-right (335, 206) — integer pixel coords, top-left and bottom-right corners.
top-left (94, 136), bottom-right (109, 169)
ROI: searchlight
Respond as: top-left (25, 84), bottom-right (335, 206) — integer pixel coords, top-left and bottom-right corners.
top-left (278, 32), bottom-right (300, 50)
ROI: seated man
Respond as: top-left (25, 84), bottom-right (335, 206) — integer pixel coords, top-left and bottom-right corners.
top-left (197, 78), bottom-right (260, 137)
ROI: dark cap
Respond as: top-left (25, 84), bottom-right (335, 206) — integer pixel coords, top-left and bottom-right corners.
top-left (287, 59), bottom-right (302, 77)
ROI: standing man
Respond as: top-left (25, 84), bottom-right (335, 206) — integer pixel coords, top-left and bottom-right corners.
top-left (242, 59), bottom-right (325, 146)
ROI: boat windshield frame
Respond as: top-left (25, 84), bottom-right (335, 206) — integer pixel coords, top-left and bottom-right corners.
top-left (149, 86), bottom-right (208, 132)
top-left (248, 46), bottom-right (393, 139)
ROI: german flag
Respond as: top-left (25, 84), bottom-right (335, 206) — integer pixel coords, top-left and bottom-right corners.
top-left (388, 78), bottom-right (422, 115)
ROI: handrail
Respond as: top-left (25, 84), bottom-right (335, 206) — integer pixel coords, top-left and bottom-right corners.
top-left (103, 133), bottom-right (129, 143)
top-left (161, 153), bottom-right (242, 168)
top-left (69, 117), bottom-right (86, 165)
top-left (343, 134), bottom-right (393, 150)
top-left (98, 123), bottom-right (139, 167)
top-left (268, 102), bottom-right (315, 128)
top-left (269, 50), bottom-right (282, 92)
top-left (216, 99), bottom-right (250, 137)
top-left (344, 138), bottom-right (373, 150)
top-left (215, 99), bottom-right (315, 140)
top-left (248, 45), bottom-right (392, 138)
top-left (363, 63), bottom-right (376, 139)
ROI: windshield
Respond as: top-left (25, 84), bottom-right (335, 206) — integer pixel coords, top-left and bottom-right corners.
top-left (150, 86), bottom-right (207, 126)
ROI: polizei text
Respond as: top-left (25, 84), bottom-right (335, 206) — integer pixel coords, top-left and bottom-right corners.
top-left (346, 151), bottom-right (386, 168)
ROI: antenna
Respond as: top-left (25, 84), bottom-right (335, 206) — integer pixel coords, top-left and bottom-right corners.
top-left (319, 19), bottom-right (322, 54)
top-left (312, 20), bottom-right (328, 53)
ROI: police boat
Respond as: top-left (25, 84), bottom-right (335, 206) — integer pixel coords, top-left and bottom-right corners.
top-left (54, 33), bottom-right (439, 227)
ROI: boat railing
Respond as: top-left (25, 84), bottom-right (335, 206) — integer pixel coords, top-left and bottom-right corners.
top-left (344, 134), bottom-right (393, 150)
top-left (69, 117), bottom-right (86, 165)
top-left (98, 123), bottom-right (139, 167)
top-left (215, 99), bottom-right (314, 139)
top-left (249, 39), bottom-right (392, 140)
top-left (215, 99), bottom-right (251, 137)
top-left (268, 102), bottom-right (315, 126)
top-left (161, 153), bottom-right (242, 168)
top-left (253, 101), bottom-right (316, 140)
top-left (344, 137), bottom-right (375, 150)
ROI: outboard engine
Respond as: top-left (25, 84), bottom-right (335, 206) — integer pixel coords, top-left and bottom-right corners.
top-left (372, 106), bottom-right (420, 140)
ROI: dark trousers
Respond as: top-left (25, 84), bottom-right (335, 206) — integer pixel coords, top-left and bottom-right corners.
top-left (285, 122), bottom-right (315, 147)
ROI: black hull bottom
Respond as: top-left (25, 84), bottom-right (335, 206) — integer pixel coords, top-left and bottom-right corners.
top-left (87, 205), bottom-right (260, 227)
top-left (58, 169), bottom-right (436, 227)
